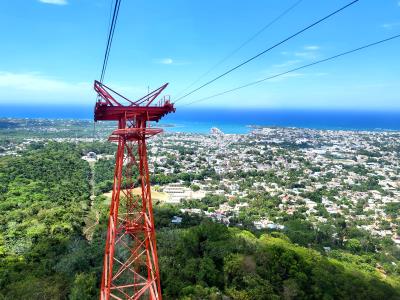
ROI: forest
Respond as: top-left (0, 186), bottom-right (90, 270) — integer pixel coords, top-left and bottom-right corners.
top-left (0, 142), bottom-right (399, 299)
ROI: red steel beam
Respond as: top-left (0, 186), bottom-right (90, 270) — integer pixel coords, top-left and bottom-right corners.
top-left (95, 81), bottom-right (174, 300)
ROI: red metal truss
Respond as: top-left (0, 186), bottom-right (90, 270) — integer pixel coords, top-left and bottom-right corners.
top-left (94, 81), bottom-right (175, 300)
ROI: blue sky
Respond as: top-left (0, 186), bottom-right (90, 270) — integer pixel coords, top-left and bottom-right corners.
top-left (0, 0), bottom-right (399, 110)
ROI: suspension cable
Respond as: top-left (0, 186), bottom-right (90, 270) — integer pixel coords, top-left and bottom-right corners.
top-left (174, 0), bottom-right (305, 99)
top-left (99, 0), bottom-right (122, 83)
top-left (181, 33), bottom-right (400, 107)
top-left (174, 0), bottom-right (360, 104)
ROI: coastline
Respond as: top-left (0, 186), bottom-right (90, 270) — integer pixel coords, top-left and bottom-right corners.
top-left (1, 117), bottom-right (400, 137)
top-left (1, 106), bottom-right (400, 134)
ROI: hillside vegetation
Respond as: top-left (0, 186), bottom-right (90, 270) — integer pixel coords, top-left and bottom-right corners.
top-left (0, 142), bottom-right (399, 299)
top-left (157, 222), bottom-right (400, 299)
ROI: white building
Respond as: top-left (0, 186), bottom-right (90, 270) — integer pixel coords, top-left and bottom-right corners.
top-left (162, 182), bottom-right (206, 204)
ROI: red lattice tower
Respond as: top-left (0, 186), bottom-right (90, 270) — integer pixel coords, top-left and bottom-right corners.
top-left (94, 80), bottom-right (175, 300)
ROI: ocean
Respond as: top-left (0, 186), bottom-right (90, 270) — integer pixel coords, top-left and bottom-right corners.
top-left (1, 104), bottom-right (400, 134)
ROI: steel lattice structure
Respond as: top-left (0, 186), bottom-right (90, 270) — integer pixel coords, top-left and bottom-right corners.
top-left (94, 80), bottom-right (175, 300)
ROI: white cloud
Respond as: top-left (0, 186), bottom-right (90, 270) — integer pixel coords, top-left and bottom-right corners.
top-left (273, 60), bottom-right (301, 69)
top-left (0, 71), bottom-right (90, 104)
top-left (258, 68), bottom-right (329, 84)
top-left (0, 71), bottom-right (82, 92)
top-left (258, 68), bottom-right (304, 82)
top-left (0, 71), bottom-right (148, 105)
top-left (304, 45), bottom-right (320, 51)
top-left (38, 0), bottom-right (68, 5)
top-left (381, 22), bottom-right (400, 30)
top-left (294, 51), bottom-right (318, 59)
top-left (152, 58), bottom-right (191, 66)
top-left (268, 72), bottom-right (304, 82)
top-left (281, 46), bottom-right (320, 60)
top-left (154, 58), bottom-right (173, 65)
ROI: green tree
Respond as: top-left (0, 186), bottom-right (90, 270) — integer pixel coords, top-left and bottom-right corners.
top-left (69, 273), bottom-right (97, 300)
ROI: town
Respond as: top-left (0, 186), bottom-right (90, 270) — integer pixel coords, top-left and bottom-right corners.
top-left (1, 119), bottom-right (399, 249)
top-left (1, 118), bottom-right (400, 297)
top-left (145, 126), bottom-right (400, 248)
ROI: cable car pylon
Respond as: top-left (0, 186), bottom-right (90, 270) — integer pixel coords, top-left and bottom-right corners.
top-left (94, 80), bottom-right (175, 299)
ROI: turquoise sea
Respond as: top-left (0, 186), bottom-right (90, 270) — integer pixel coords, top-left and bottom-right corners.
top-left (159, 108), bottom-right (400, 134)
top-left (1, 105), bottom-right (400, 134)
